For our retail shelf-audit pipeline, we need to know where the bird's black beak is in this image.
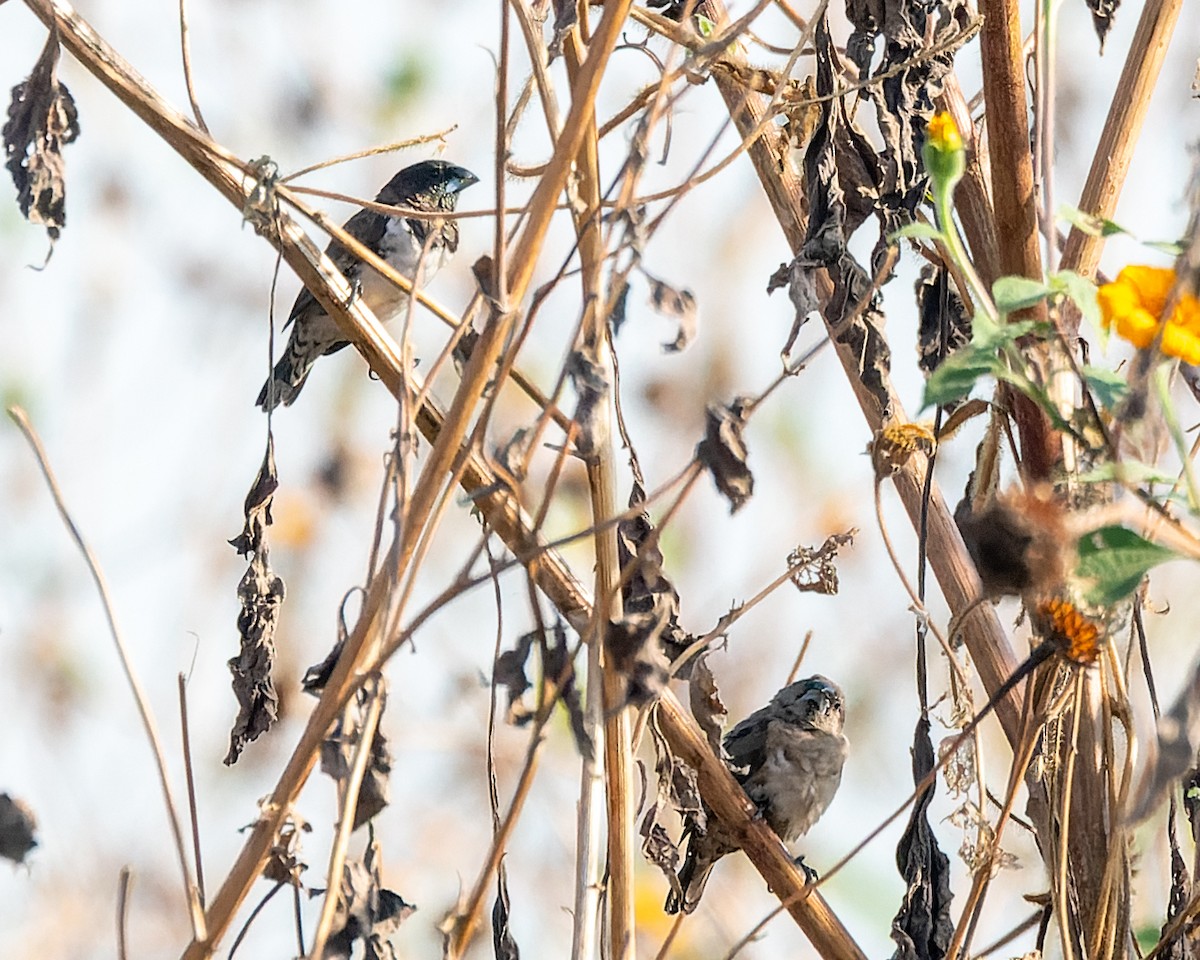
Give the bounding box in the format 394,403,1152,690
444,166,479,194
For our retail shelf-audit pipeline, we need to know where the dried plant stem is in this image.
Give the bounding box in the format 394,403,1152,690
561,22,637,959
176,0,207,133
8,406,206,941
308,677,386,960
1060,0,1185,281
117,867,133,960
178,673,206,907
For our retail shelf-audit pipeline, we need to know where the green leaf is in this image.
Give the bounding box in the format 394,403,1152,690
993,276,1052,314
1057,205,1131,238
1077,462,1178,486
890,221,943,243
922,351,998,407
1081,365,1129,410
1076,526,1177,605
1146,239,1186,258
1051,270,1101,329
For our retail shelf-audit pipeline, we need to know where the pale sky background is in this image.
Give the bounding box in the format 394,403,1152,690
1,1,1199,958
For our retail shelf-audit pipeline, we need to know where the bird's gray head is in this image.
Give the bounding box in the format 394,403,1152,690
773,675,845,735
377,160,479,210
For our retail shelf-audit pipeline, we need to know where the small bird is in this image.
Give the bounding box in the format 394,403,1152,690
665,675,847,915
257,159,479,410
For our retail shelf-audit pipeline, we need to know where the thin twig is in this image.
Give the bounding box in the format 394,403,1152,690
177,672,206,907
176,0,208,133
8,406,206,941
117,867,132,960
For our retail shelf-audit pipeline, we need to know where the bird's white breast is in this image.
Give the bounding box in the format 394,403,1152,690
357,217,451,321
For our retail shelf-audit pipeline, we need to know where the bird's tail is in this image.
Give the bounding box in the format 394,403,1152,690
256,348,312,411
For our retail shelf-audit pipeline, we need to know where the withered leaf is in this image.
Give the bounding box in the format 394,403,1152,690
3,25,80,249
567,345,609,460
494,630,536,726
688,654,727,755
225,440,284,764
606,614,671,709
889,717,953,960
315,834,415,960
261,814,310,888
848,0,971,221
798,19,893,419
1085,0,1120,50
547,0,578,60
640,713,703,896
492,858,520,960
303,638,343,695
609,277,632,337
321,681,392,831
696,399,754,512
614,480,692,684
1158,818,1193,960
543,621,593,761
787,531,856,594
0,793,38,864
645,274,698,353
639,811,680,891
916,265,970,394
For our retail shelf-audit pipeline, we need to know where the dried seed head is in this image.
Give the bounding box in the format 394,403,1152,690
1035,597,1103,666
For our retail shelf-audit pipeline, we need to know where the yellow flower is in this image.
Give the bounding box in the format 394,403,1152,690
923,112,965,189
1097,266,1200,365
926,111,964,153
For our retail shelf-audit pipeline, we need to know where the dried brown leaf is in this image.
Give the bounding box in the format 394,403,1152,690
3,25,80,250
696,399,754,512
0,793,37,864
225,440,284,764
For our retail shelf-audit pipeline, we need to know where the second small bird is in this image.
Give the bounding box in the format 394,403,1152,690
257,159,478,411
666,674,848,915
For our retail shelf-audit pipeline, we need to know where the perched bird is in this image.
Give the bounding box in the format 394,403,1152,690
665,675,847,915
257,159,478,410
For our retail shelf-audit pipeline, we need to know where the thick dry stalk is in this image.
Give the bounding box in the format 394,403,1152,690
1059,0,1185,283
976,0,1059,480
561,24,636,960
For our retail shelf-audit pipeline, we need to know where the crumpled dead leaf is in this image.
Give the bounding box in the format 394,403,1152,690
889,717,953,960
313,833,415,960
639,712,705,896
645,274,698,353
788,531,856,594
689,654,727,755
225,440,284,764
567,346,609,460
3,25,80,252
0,793,38,864
320,681,392,831
696,399,754,512
608,480,691,701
